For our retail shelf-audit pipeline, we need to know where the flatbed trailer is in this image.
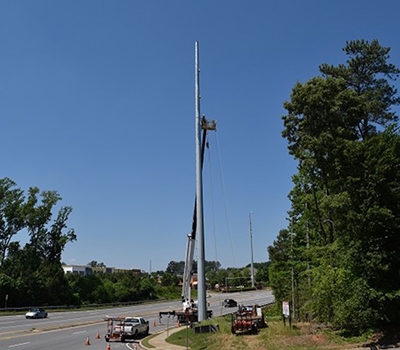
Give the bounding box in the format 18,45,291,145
231,305,266,335
159,308,213,324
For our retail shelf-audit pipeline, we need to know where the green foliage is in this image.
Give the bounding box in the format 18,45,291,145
64,271,182,305
165,260,221,275
166,315,233,349
255,262,270,284
0,178,75,307
269,40,400,334
165,259,261,290
166,260,185,275
0,178,25,264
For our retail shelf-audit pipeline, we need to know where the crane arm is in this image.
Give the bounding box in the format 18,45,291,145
181,127,208,309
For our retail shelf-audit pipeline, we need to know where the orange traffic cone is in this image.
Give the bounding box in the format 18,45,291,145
106,344,111,350
85,336,91,346
177,320,180,327
153,320,156,327
96,331,101,339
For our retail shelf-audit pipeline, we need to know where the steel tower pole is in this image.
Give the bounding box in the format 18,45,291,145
195,41,207,321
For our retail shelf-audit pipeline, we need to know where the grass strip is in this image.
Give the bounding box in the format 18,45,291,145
166,305,374,350
141,333,157,348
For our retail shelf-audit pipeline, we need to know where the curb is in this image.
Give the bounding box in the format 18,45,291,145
138,325,186,350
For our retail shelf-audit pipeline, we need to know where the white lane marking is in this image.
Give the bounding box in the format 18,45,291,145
72,330,87,335
9,342,30,348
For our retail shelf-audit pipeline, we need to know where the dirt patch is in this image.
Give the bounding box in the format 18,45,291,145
311,334,326,344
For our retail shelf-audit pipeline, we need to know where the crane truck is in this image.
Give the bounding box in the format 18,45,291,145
159,117,215,324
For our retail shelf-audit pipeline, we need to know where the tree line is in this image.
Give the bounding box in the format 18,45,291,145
268,40,400,334
0,178,269,308
165,260,269,289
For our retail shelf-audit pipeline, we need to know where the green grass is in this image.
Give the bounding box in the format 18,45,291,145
166,306,374,350
323,327,374,344
166,315,232,350
262,302,283,322
141,333,157,348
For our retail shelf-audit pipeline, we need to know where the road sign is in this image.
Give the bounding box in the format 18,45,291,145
282,301,290,317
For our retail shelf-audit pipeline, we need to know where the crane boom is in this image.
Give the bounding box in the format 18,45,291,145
181,126,208,310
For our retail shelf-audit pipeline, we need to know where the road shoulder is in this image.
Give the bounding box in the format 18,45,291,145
139,326,187,350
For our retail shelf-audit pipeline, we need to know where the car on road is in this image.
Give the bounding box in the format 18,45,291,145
25,308,47,319
223,298,238,307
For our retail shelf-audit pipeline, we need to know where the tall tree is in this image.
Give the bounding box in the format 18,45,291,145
271,40,400,332
0,179,76,307
0,178,25,265
320,39,400,139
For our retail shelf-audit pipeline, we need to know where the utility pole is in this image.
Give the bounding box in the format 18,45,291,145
305,204,311,289
249,212,255,288
291,227,296,321
195,41,207,321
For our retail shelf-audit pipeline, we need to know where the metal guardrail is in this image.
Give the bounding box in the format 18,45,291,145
0,298,172,313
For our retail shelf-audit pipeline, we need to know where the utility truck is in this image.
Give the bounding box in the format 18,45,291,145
231,305,266,335
105,316,149,342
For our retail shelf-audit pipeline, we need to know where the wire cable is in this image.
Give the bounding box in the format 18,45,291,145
205,138,218,266
214,131,237,266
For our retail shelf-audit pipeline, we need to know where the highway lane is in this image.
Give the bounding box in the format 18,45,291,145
0,289,274,350
0,300,182,334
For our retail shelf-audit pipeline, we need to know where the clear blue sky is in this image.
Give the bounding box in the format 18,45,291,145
1,1,399,272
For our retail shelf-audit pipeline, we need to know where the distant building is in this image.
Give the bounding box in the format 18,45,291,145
191,273,198,289
62,264,141,276
62,265,92,276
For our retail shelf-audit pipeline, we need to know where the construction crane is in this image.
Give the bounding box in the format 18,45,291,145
159,117,215,324
182,117,216,312
160,42,216,324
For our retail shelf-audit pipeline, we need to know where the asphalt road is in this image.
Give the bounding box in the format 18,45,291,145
0,289,274,350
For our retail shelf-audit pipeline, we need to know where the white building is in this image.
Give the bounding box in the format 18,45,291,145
62,264,141,276
62,265,93,276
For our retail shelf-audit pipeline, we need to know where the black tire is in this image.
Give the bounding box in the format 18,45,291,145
145,327,149,336
134,329,138,338
120,335,125,343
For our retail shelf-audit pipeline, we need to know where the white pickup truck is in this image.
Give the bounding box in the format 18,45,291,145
123,317,149,338
105,316,149,342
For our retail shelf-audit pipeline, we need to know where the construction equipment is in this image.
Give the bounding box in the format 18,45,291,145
231,305,266,335
104,316,149,342
159,117,214,324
